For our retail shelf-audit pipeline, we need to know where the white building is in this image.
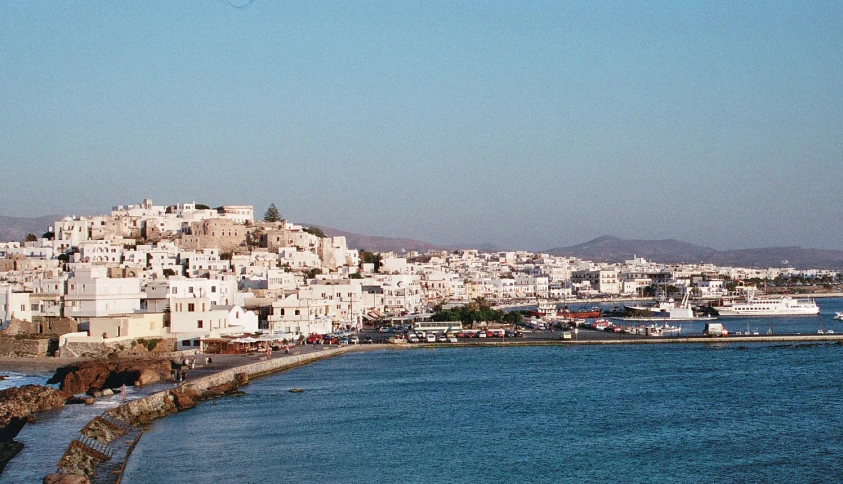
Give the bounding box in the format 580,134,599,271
268,293,333,336
0,285,32,324
63,266,143,318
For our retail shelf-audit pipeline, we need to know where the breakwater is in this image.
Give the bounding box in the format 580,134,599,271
42,331,843,482
44,346,361,483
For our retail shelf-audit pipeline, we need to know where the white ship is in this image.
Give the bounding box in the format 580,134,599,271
713,296,820,317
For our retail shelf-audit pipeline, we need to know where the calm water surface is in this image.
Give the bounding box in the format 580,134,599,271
124,340,843,483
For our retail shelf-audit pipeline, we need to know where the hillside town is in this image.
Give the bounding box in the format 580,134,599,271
0,199,840,356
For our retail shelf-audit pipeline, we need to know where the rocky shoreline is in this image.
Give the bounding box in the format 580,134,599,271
42,346,361,483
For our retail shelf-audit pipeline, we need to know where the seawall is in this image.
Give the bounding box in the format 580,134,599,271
45,345,364,483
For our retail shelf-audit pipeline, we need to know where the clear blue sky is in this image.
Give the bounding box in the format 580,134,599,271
2,1,841,251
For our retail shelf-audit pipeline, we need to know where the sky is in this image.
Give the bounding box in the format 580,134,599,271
1,1,841,252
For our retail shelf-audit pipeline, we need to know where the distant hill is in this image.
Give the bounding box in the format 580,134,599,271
0,215,59,242
316,226,445,253
547,236,843,270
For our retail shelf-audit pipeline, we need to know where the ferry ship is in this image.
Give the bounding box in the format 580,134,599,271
712,296,820,317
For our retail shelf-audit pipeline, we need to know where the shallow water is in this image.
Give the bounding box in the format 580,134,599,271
123,341,843,483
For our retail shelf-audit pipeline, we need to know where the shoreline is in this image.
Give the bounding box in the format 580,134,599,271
43,332,843,482
0,356,89,375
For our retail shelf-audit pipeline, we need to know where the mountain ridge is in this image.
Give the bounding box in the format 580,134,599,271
547,236,843,270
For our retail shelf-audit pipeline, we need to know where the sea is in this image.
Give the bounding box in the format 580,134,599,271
4,297,843,483
119,298,843,484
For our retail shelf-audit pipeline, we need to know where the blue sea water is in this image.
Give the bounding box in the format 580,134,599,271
123,338,843,483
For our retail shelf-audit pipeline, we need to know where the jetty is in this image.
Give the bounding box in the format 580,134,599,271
42,332,843,482
44,345,367,483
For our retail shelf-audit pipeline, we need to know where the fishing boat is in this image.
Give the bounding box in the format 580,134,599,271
557,306,601,319
834,312,843,321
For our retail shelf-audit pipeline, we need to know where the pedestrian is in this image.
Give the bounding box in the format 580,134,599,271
208,356,212,365
205,356,210,366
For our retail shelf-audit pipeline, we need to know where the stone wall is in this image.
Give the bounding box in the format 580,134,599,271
0,336,52,357
50,346,361,482
58,338,175,358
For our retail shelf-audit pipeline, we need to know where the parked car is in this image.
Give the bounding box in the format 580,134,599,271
348,335,360,344
425,333,436,343
363,336,373,344
408,335,420,343
448,335,458,343
306,334,323,344
437,335,448,343
476,332,486,338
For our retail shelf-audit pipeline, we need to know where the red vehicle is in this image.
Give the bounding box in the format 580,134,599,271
306,334,323,344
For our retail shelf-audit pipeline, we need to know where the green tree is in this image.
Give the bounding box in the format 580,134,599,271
503,311,523,325
306,268,322,279
195,204,211,210
359,250,381,273
263,204,282,222
303,226,326,238
25,233,37,242
349,272,363,279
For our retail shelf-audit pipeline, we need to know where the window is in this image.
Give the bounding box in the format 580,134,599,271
193,340,200,346
197,320,203,329
182,339,191,346
295,310,300,316
211,286,216,293
188,303,195,312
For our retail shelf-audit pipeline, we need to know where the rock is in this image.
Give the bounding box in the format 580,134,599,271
100,389,113,397
234,372,249,386
170,387,200,411
205,382,239,398
64,396,95,405
134,367,161,386
43,472,91,484
0,441,24,474
0,385,66,442
48,358,172,396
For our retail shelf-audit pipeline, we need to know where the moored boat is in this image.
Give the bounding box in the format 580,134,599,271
713,296,820,317
557,306,601,319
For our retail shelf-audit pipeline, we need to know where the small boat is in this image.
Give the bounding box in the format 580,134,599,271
834,312,843,321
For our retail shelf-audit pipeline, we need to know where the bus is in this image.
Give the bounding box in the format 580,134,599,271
412,320,462,334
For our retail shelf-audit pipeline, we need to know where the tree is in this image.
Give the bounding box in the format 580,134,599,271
264,204,281,222
25,233,37,242
303,226,326,238
42,231,55,240
195,204,211,210
359,250,381,273
349,272,363,279
306,268,322,279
